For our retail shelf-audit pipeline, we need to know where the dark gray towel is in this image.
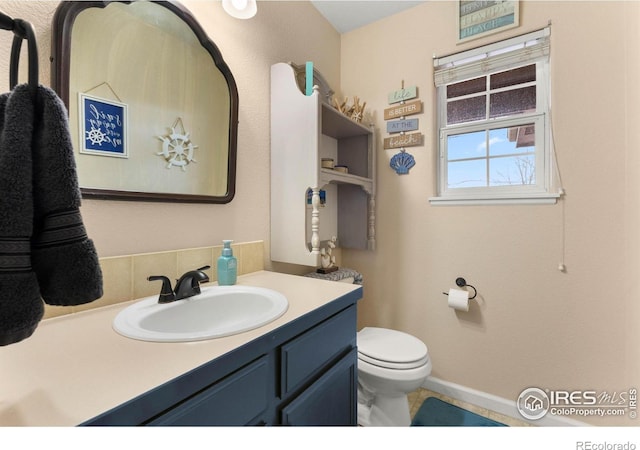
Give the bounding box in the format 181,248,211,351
0,86,44,346
0,84,103,345
31,85,103,306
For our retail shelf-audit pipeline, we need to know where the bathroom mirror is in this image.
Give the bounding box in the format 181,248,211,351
51,1,238,203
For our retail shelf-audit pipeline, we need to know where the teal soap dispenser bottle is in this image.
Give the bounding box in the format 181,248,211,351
217,240,237,286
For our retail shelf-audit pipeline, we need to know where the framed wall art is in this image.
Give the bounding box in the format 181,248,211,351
78,93,128,158
458,1,519,43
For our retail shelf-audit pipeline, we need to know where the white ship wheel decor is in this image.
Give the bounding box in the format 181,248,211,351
156,118,199,171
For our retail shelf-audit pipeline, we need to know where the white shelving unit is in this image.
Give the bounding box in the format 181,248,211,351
270,62,376,266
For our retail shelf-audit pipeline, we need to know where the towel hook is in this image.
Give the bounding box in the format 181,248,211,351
0,11,39,95
9,19,39,94
455,277,477,300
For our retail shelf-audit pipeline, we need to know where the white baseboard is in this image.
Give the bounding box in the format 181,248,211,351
422,377,588,427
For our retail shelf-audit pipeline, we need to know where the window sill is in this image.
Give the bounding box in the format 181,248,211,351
429,193,560,206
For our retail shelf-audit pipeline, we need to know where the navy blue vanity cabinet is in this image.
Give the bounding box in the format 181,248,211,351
81,288,360,426
279,305,358,425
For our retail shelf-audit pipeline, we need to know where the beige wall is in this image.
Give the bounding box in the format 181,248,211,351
341,1,640,426
1,0,638,427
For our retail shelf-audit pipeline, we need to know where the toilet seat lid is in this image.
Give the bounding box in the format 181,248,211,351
357,327,428,369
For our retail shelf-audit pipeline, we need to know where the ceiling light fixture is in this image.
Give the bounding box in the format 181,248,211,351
222,0,257,19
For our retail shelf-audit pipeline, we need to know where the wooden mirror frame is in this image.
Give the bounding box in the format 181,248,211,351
51,0,238,203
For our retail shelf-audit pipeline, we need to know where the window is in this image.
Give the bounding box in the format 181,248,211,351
431,28,558,205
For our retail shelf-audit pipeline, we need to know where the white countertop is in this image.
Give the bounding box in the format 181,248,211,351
0,271,361,426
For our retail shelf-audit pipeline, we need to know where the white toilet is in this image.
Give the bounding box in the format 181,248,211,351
357,327,432,427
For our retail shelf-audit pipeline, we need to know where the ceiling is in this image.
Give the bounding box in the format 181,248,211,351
310,1,426,33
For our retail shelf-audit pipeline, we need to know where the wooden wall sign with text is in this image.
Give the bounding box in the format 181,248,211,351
384,83,423,174
386,118,419,133
383,131,423,150
387,86,418,104
383,99,423,121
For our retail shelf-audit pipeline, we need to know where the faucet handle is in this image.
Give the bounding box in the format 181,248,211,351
191,266,211,293
148,275,176,304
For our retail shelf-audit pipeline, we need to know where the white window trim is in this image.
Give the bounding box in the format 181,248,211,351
430,27,559,206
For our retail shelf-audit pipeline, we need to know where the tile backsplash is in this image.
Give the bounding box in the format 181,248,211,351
43,241,265,319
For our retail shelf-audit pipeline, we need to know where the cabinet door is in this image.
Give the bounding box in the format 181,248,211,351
148,356,269,426
281,305,356,395
281,348,357,426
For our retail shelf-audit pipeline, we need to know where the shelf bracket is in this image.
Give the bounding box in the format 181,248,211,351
310,187,321,254
368,194,376,251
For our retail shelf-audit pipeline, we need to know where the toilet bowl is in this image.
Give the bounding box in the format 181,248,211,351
357,327,432,427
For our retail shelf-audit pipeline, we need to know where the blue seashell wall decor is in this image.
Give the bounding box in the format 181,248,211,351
390,150,415,175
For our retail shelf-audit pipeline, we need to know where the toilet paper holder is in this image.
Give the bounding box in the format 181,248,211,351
443,277,477,300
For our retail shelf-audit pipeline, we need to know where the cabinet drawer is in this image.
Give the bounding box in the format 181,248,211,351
148,356,269,426
281,348,357,426
281,305,356,395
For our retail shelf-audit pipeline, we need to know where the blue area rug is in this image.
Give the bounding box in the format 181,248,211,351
411,397,507,427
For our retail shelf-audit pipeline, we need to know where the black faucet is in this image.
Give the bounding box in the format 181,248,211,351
175,265,210,300
148,265,211,303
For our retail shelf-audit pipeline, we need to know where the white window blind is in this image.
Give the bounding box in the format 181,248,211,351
434,27,550,87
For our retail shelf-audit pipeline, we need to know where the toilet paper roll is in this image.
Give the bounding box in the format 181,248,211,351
448,288,470,311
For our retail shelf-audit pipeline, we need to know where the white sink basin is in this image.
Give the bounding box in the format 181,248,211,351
113,285,288,342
